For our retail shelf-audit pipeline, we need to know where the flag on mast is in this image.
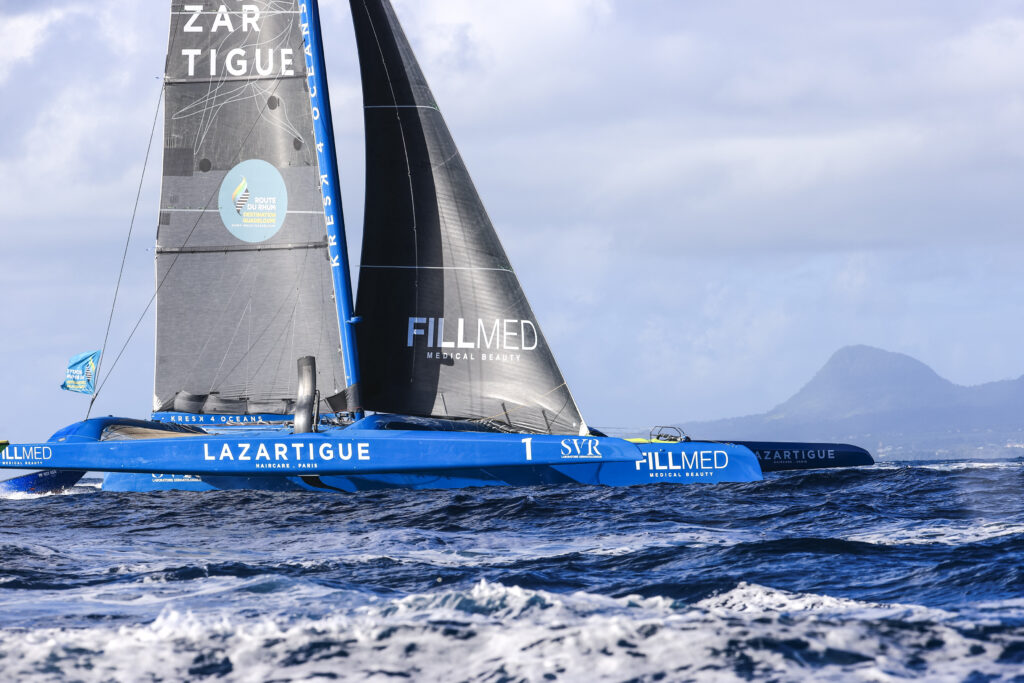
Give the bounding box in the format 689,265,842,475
61,351,100,395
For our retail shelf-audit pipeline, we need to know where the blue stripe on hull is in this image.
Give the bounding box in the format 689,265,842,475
299,459,761,491
151,412,296,426
107,457,763,493
102,473,216,492
103,473,310,492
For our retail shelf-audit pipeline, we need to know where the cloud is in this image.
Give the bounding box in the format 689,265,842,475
0,8,76,84
0,80,160,229
385,0,613,123
0,1,166,243
430,4,1024,256
941,18,1024,92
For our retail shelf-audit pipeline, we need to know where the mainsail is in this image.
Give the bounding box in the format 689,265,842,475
155,1,349,415
349,0,589,435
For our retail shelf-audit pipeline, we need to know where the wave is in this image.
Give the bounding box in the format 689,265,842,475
0,581,1020,682
0,460,1021,679
847,520,1024,546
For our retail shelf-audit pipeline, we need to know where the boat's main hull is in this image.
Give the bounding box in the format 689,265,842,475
0,442,84,494
0,468,84,495
3,417,765,493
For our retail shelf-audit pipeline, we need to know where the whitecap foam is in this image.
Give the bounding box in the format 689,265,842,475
0,581,1019,682
918,460,1023,471
846,520,1024,546
0,483,99,499
694,581,881,615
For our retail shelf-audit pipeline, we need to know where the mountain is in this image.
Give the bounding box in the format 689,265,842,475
686,345,1024,459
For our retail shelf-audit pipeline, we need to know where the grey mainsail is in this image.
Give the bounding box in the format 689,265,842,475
155,1,348,415
349,0,589,435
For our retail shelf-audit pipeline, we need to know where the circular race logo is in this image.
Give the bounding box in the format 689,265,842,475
218,159,288,242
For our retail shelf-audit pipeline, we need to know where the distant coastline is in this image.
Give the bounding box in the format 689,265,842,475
683,345,1024,460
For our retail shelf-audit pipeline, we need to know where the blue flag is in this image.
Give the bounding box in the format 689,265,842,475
61,350,101,395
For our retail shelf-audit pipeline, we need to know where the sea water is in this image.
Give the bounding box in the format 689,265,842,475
0,460,1021,681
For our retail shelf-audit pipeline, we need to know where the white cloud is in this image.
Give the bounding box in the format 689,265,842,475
0,85,155,230
0,8,76,84
387,0,613,120
0,1,165,241
941,18,1024,92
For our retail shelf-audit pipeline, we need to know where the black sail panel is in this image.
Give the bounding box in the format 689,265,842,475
350,0,588,435
155,1,347,415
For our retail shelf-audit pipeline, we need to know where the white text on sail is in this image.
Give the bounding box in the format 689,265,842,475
180,5,295,78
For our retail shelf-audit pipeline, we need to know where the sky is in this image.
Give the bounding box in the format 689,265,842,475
2,0,1024,440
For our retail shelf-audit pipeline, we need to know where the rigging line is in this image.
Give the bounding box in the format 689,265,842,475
177,236,244,390
87,84,164,420
210,241,315,393
92,77,286,404
207,282,254,392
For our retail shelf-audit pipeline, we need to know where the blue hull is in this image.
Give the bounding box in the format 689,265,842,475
0,416,764,493
112,459,754,493
0,442,85,494
0,468,84,495
731,441,874,472
104,461,759,492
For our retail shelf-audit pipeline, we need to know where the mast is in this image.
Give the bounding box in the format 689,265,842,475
299,0,363,416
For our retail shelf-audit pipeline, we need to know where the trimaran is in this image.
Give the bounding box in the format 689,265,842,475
0,0,871,494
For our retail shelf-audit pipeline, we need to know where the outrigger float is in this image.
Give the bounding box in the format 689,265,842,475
1,0,869,494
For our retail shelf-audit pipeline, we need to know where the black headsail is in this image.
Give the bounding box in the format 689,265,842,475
349,0,589,435
155,1,349,416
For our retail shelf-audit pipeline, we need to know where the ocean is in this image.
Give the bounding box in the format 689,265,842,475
0,460,1021,681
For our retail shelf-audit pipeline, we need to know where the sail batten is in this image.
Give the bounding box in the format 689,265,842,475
360,265,514,272
350,0,588,435
164,75,307,85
